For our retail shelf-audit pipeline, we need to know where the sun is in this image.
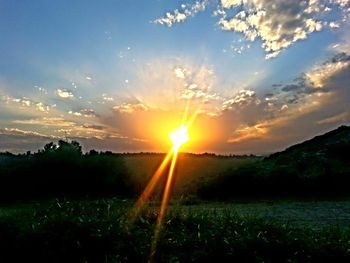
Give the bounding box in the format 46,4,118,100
169,124,189,151
129,112,194,261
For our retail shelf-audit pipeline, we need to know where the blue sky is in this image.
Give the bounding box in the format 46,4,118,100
1,0,350,154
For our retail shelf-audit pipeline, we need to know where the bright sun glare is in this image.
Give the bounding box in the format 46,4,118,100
129,107,195,261
169,124,189,150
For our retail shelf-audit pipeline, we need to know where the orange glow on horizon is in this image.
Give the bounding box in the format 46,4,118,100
127,101,201,261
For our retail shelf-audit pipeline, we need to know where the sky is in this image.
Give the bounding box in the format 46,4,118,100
1,0,350,154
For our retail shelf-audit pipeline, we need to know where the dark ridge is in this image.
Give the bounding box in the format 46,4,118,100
199,125,350,200
266,125,350,160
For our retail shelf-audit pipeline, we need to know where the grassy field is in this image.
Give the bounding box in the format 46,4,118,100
1,198,350,262
1,148,350,262
124,153,258,195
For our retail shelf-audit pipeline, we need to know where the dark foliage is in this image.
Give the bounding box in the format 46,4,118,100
0,140,132,202
199,126,350,199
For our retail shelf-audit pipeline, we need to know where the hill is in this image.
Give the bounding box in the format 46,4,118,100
199,126,350,199
267,125,350,164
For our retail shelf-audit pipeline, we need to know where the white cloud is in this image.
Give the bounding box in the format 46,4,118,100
329,21,341,28
155,11,187,27
36,102,50,113
218,0,326,59
1,95,50,113
221,0,245,9
154,1,208,27
281,104,289,111
68,109,96,118
155,0,349,58
174,67,186,79
222,89,257,109
102,93,114,102
56,89,74,99
180,83,220,103
68,111,82,117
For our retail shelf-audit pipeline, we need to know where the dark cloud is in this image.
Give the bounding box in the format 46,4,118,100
328,52,350,64
272,84,282,87
281,84,301,92
82,124,106,130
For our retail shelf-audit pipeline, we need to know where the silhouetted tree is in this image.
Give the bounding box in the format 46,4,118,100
0,141,132,202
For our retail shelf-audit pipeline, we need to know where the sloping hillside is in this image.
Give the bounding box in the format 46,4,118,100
199,126,350,199
266,125,350,166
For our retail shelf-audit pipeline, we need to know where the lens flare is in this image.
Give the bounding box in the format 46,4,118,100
127,100,201,262
169,124,189,151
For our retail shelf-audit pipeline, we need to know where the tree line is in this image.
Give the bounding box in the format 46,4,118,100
0,140,132,202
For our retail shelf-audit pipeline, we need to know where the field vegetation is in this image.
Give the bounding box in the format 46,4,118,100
1,198,350,262
0,126,350,262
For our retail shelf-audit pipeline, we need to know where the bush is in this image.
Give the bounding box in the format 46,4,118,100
0,141,133,202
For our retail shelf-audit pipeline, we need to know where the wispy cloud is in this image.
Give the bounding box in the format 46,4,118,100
13,117,76,127
227,122,269,143
0,127,58,139
154,1,208,27
12,116,124,141
222,89,258,110
217,46,350,152
113,103,148,114
317,112,349,124
306,52,350,87
68,109,96,118
1,95,51,113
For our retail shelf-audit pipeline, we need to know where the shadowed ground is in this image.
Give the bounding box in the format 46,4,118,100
1,198,350,262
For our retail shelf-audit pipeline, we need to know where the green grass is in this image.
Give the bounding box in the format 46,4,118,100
1,198,350,262
124,154,257,195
